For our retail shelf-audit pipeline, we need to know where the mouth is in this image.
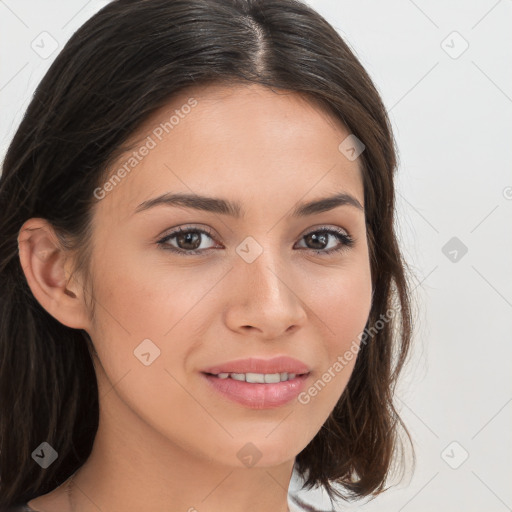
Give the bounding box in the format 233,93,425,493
201,371,311,409
202,371,309,383
200,355,311,376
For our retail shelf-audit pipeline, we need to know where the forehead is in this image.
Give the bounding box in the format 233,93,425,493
95,83,364,223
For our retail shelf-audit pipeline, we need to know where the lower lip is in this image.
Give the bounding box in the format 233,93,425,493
202,373,310,409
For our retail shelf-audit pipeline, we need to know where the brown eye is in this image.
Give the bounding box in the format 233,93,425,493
157,225,354,257
295,227,354,255
174,231,202,250
157,227,219,255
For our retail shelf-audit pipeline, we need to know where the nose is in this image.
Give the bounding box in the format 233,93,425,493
223,244,308,340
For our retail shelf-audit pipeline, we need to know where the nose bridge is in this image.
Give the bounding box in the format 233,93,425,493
233,233,303,315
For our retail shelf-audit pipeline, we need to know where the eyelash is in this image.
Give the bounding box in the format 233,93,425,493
157,225,355,257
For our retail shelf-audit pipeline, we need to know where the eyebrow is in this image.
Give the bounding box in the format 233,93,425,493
134,191,364,218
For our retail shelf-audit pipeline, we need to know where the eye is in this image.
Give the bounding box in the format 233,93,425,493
157,226,219,256
294,226,355,256
156,225,355,256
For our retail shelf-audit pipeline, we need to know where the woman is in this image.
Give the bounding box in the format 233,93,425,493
0,1,415,511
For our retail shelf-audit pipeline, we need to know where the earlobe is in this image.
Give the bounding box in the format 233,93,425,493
17,218,89,330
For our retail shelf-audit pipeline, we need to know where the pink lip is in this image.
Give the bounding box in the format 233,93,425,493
202,373,310,409
201,356,310,375
200,356,311,409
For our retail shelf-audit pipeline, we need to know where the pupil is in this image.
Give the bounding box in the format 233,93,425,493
307,232,327,249
179,232,200,250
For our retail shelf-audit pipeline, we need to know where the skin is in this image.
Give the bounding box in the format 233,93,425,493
18,83,372,512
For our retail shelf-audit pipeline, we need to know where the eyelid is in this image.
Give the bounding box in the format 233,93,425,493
158,224,217,240
302,224,350,236
157,223,351,240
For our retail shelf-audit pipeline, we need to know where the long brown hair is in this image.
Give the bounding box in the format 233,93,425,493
0,0,415,508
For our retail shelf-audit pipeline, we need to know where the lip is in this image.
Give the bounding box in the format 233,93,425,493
202,373,310,409
200,356,311,409
201,356,310,375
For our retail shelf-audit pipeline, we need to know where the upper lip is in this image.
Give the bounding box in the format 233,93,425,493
201,356,310,375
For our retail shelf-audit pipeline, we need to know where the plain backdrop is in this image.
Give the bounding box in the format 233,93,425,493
1,1,511,511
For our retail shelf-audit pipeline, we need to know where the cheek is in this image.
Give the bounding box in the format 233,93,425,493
324,272,372,344
90,237,203,334
86,258,218,449
87,247,221,382
309,256,373,339
303,261,372,396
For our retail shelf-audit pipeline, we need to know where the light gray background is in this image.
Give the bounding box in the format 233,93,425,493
1,1,511,511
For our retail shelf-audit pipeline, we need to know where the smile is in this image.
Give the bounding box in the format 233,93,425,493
207,371,305,383
202,371,310,409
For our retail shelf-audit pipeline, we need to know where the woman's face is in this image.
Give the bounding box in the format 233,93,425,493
85,83,372,468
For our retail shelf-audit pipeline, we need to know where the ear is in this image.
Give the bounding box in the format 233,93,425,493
17,218,91,330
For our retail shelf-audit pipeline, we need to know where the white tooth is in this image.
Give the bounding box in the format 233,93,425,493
264,373,281,383
288,373,296,380
245,372,265,383
231,373,246,381
217,373,229,379
280,372,288,381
